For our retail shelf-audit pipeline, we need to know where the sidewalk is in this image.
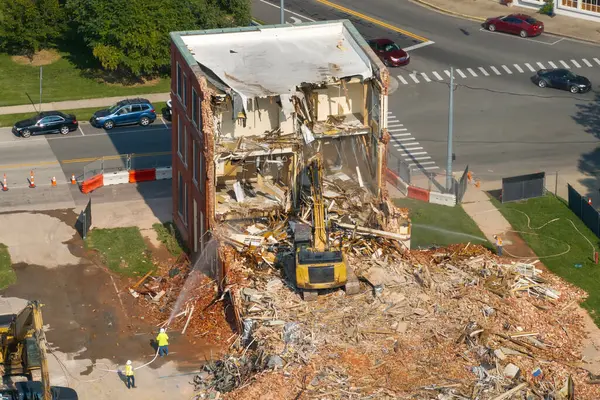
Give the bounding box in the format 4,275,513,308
0,92,170,116
412,0,600,44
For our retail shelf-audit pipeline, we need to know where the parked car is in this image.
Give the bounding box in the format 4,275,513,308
12,111,78,138
531,68,592,93
483,14,544,38
367,38,410,67
90,98,156,130
162,99,172,122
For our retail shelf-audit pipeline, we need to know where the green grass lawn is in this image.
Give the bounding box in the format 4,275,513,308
86,227,154,277
153,222,188,256
393,198,489,249
0,102,167,127
0,244,16,290
493,194,600,324
0,52,170,107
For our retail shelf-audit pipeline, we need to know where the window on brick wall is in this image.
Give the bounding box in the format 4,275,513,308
178,172,188,225
177,115,184,162
192,88,199,126
183,74,188,109
192,140,198,185
177,63,182,99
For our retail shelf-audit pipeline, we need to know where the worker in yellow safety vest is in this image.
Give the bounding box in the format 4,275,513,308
494,235,503,256
125,360,135,389
156,328,169,357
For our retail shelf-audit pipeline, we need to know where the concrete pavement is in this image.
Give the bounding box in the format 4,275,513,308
411,0,600,45
0,93,170,116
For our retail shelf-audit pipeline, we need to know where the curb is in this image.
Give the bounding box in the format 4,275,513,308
410,0,600,46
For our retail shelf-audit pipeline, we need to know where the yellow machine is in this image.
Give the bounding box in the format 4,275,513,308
0,301,52,400
293,156,360,301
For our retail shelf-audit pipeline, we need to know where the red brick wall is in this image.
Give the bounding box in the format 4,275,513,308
170,42,209,253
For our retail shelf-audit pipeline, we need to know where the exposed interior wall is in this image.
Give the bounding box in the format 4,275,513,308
313,81,363,122
216,155,293,187
320,136,377,193
218,97,294,138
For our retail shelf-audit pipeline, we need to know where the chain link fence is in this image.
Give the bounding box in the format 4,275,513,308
82,152,171,180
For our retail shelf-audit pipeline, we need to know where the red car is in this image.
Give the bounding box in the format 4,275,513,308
367,38,410,67
483,14,544,38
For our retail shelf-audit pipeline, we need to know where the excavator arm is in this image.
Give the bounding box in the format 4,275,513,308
308,156,327,252
30,302,51,400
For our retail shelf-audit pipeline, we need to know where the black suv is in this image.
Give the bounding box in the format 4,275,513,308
12,111,78,138
90,98,156,130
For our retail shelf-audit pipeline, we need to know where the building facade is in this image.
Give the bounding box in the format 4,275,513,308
169,21,395,256
516,0,600,21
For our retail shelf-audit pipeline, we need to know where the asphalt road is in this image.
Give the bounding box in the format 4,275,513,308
254,0,600,193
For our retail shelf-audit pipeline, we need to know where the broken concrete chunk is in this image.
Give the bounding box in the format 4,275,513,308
395,321,408,333
242,288,263,302
385,292,406,305
417,293,430,302
266,279,284,292
494,349,507,361
413,308,428,316
267,355,284,369
503,363,520,379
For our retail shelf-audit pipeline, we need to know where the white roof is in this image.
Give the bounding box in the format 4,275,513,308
181,22,373,102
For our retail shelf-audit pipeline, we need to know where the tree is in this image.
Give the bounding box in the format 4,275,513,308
0,0,65,56
66,0,252,78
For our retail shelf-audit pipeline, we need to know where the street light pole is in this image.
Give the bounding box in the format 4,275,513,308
280,0,285,24
446,66,454,193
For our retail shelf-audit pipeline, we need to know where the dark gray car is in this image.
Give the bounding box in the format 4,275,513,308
531,68,591,93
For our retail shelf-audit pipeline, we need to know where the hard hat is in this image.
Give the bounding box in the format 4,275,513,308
126,360,132,365
160,328,165,333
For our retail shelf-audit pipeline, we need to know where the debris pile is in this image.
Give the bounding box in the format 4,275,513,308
192,241,600,399
129,253,233,347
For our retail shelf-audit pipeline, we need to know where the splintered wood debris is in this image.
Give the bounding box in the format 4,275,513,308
191,237,599,400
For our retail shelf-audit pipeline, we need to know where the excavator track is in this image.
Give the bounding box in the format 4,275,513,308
344,268,361,296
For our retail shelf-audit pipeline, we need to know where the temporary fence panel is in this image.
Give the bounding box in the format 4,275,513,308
502,172,545,203
568,184,600,237
455,165,469,203
77,199,92,240
386,147,411,184
130,152,172,170
83,158,104,181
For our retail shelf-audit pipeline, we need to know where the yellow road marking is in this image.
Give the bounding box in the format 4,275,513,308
0,151,171,170
315,0,429,42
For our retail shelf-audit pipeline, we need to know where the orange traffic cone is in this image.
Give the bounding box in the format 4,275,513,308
51,176,57,187
2,174,7,192
29,171,35,188
71,174,76,185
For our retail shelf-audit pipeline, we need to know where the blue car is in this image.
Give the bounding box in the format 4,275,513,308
90,98,156,130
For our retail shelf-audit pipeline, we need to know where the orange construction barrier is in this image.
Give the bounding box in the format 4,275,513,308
2,174,7,192
407,186,430,202
81,174,104,194
71,174,77,185
51,176,57,186
29,171,35,188
129,168,156,183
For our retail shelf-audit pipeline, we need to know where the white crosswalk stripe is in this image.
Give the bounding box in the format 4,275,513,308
467,68,478,77
395,57,600,87
387,112,438,172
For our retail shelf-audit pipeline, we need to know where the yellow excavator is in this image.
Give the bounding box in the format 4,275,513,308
292,156,360,301
0,301,78,400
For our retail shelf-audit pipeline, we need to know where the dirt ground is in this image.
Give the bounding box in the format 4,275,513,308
0,208,219,399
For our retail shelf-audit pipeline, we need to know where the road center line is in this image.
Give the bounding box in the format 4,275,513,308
315,0,430,42
0,151,171,170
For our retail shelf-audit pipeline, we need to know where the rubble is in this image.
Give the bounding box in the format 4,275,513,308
189,233,600,399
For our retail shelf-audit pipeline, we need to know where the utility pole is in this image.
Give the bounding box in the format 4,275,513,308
446,66,454,193
280,0,285,24
39,66,43,113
